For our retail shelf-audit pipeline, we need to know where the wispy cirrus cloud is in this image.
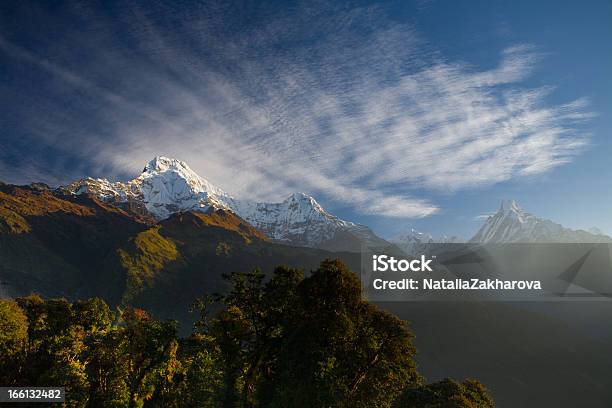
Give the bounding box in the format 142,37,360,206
0,1,593,218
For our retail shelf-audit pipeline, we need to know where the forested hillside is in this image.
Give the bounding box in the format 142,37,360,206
0,259,494,407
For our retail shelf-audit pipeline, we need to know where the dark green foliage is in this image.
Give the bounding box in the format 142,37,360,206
0,298,28,356
0,298,29,386
268,260,421,407
0,260,494,407
394,378,495,408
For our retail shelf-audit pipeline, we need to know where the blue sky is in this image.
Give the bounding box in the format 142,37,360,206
0,0,610,239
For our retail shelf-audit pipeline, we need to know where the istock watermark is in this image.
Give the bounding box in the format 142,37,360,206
372,254,434,272
360,243,612,302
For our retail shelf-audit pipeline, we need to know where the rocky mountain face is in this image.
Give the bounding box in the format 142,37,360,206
470,200,611,243
0,182,150,301
65,156,388,251
0,183,360,322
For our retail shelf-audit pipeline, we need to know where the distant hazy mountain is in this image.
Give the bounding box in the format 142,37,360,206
64,156,388,251
390,228,465,255
470,199,611,243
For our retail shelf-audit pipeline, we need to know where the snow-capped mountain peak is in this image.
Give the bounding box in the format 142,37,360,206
231,191,358,247
391,228,464,245
132,156,232,218
392,228,434,245
390,228,465,255
141,156,230,198
471,199,611,243
494,199,536,225
500,199,521,213
143,156,186,173
66,156,233,219
140,156,227,197
285,192,327,214
64,157,385,251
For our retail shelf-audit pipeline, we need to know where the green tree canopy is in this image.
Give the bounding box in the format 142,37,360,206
0,298,27,356
0,260,495,407
394,378,495,408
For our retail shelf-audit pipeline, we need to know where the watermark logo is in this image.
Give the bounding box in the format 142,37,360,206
372,254,434,272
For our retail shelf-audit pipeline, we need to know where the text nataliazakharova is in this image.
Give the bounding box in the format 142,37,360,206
370,255,542,291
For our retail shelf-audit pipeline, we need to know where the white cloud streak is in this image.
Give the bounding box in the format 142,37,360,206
0,2,593,218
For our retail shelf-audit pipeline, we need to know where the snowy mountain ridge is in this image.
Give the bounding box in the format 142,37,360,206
65,156,385,249
470,199,611,243
390,228,465,255
64,158,608,248
392,199,611,251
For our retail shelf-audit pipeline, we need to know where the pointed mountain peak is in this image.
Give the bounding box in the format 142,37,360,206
287,192,315,202
471,200,611,243
63,155,385,250
137,156,229,199
391,228,433,244
390,228,464,244
500,199,522,213
285,192,326,213
143,156,193,174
